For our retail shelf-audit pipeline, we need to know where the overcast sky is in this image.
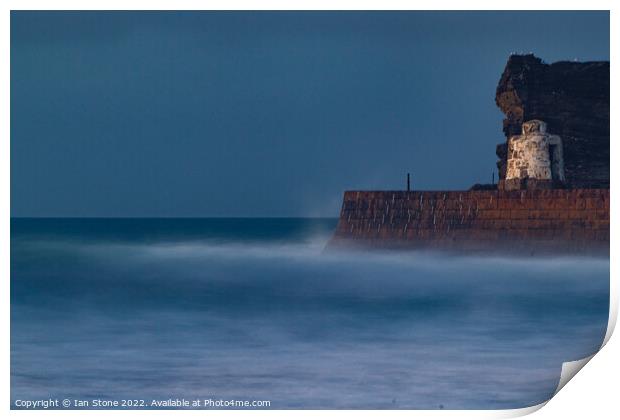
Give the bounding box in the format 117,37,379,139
11,11,609,217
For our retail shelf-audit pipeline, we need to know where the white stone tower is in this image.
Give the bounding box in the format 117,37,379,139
504,120,565,190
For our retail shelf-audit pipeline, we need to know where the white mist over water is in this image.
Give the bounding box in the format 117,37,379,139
11,219,609,409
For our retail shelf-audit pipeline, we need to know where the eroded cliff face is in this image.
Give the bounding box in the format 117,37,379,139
329,54,610,254
495,54,609,188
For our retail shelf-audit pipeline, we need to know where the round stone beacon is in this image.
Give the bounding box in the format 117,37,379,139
505,119,564,190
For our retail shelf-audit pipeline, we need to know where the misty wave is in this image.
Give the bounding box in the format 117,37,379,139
12,235,609,300
11,219,610,409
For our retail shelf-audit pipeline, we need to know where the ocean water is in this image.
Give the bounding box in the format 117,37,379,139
10,218,609,409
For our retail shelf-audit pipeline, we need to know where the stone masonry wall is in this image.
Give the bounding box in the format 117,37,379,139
330,189,609,255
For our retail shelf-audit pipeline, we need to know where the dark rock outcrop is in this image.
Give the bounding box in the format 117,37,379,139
329,54,610,254
495,54,609,188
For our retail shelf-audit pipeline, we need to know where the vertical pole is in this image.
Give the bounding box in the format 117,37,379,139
492,171,495,185
407,173,411,192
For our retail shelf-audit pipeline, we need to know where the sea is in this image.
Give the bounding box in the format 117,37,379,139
10,218,610,409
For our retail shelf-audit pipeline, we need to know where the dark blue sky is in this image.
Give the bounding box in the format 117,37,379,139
11,11,609,217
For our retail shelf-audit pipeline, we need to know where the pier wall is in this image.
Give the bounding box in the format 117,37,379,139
330,189,609,255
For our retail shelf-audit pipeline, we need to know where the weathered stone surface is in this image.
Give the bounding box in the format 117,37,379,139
495,54,609,188
329,190,609,255
504,119,565,190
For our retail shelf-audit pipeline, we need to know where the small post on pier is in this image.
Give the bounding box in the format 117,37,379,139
492,170,495,185
407,173,411,192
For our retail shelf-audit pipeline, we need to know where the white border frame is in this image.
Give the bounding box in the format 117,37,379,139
2,2,616,419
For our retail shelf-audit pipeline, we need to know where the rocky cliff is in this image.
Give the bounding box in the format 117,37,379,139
329,54,610,254
495,54,609,188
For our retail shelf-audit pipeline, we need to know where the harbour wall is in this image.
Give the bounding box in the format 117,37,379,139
330,189,609,255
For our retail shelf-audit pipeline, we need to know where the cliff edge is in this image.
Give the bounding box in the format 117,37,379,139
495,54,609,189
330,54,610,255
